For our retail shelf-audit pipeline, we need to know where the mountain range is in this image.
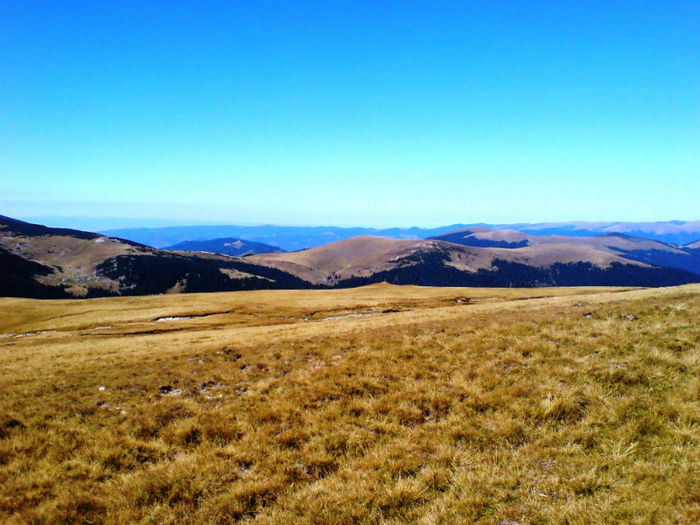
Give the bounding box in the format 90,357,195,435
0,215,309,298
100,220,700,250
2,215,699,298
247,231,700,288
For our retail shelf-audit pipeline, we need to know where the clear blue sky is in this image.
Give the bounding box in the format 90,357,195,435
1,1,698,228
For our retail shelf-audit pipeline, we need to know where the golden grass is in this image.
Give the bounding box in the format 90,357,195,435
0,283,698,524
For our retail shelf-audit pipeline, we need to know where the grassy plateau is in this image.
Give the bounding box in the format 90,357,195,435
0,283,698,524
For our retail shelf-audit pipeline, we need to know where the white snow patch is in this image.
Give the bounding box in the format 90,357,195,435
154,316,193,322
9,330,56,338
321,313,380,321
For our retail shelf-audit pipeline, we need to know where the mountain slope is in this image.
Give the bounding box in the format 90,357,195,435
0,246,70,299
249,234,700,288
685,239,700,251
249,236,455,285
0,216,312,298
431,229,700,277
165,237,283,256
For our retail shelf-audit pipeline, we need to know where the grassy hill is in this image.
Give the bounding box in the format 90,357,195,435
0,216,311,298
431,229,700,277
1,283,698,523
249,235,700,288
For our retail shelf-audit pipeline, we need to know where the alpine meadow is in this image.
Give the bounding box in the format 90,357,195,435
2,2,700,524
1,284,698,523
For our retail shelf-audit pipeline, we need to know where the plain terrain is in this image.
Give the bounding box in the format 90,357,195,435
0,283,698,524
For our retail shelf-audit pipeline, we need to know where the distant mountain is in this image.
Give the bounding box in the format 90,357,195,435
248,233,700,288
430,229,700,277
432,228,530,248
495,221,700,246
3,216,700,299
101,220,700,250
165,238,283,256
99,224,469,250
0,216,312,299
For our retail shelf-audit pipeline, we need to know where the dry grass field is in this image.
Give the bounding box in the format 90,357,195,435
0,283,698,524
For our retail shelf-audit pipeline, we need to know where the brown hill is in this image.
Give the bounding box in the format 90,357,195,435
250,227,700,288
0,216,311,298
432,228,687,252
248,236,461,284
248,234,667,286
431,229,700,276
0,215,149,296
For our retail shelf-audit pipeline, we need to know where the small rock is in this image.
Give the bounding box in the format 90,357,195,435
499,520,520,525
161,388,182,397
0,417,24,438
2,417,24,430
620,313,638,321
98,386,106,391
159,385,173,393
583,312,593,318
200,381,218,391
96,401,110,408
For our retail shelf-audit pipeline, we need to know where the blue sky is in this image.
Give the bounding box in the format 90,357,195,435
1,1,698,228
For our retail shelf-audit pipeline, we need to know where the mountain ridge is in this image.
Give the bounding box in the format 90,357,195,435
101,220,700,250
429,229,700,277
2,215,700,298
248,233,700,288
